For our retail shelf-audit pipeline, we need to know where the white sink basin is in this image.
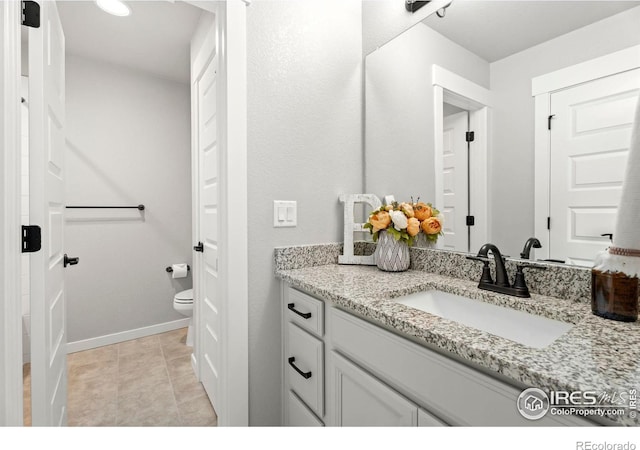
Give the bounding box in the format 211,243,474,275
393,290,573,349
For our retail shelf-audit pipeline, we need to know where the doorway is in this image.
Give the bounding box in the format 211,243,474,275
433,65,491,254
23,0,206,426
7,0,249,427
441,106,470,252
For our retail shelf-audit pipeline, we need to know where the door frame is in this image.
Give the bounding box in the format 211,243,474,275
218,0,249,426
189,0,249,426
432,65,491,252
532,45,640,259
0,0,24,426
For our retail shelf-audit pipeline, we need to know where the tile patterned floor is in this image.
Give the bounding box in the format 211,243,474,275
23,328,217,427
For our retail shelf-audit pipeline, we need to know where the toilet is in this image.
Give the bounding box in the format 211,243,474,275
173,288,193,347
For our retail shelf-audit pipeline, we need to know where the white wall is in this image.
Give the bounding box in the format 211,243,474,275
64,55,192,344
190,11,214,66
365,22,489,203
247,0,363,425
489,6,640,257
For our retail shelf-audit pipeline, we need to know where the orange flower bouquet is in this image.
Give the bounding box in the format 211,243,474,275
363,200,443,247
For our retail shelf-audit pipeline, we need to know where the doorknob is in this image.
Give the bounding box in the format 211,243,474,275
193,242,204,252
64,254,79,268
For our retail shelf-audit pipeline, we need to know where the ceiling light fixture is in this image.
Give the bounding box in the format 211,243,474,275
436,2,453,18
96,0,131,17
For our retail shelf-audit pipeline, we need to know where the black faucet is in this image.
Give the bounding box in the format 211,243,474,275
520,237,542,259
477,244,509,287
467,243,546,298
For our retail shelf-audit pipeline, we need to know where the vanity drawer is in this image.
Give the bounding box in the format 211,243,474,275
287,322,324,418
287,391,324,427
285,287,324,337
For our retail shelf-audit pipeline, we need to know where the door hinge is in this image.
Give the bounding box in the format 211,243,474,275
466,216,475,226
547,217,551,230
22,1,40,28
21,225,41,253
465,131,475,142
548,114,555,130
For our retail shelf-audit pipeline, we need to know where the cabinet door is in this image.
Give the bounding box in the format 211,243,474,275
287,391,324,427
329,352,418,426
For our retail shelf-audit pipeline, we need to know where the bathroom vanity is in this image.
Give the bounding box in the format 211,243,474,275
275,244,640,427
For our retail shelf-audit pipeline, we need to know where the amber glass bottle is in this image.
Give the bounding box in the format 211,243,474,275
591,253,639,322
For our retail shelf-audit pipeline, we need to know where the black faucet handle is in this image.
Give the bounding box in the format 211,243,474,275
466,255,493,284
466,255,490,263
513,264,547,294
518,264,547,272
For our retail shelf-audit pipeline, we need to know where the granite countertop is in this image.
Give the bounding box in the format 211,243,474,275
275,263,640,426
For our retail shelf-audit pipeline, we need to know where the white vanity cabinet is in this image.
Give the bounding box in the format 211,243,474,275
281,283,593,427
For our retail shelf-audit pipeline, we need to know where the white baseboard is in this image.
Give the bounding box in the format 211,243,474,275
191,353,199,380
66,318,191,354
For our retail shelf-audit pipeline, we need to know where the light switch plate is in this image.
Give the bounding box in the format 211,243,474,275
274,201,297,227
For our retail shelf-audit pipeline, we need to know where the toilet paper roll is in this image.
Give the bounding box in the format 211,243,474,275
171,263,188,279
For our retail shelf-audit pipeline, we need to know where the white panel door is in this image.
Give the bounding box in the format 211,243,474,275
549,69,640,266
196,50,221,410
441,111,469,252
29,0,68,426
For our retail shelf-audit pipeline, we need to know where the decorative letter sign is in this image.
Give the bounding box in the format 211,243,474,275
338,194,382,265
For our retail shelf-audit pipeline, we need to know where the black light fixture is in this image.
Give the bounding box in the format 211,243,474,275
405,0,431,13
436,2,453,18
405,0,453,16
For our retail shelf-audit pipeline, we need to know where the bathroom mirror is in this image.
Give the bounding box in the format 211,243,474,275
364,1,640,265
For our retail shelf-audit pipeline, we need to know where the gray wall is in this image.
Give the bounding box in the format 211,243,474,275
64,55,192,343
489,6,640,256
365,22,489,204
247,0,363,425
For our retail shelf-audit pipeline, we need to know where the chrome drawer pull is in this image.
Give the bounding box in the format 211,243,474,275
288,357,312,379
287,303,312,319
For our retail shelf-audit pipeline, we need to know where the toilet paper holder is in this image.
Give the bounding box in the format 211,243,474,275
166,265,190,273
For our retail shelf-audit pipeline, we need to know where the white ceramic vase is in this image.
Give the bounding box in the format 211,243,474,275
374,230,411,272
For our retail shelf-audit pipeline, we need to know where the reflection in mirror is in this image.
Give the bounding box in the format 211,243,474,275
365,1,640,265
